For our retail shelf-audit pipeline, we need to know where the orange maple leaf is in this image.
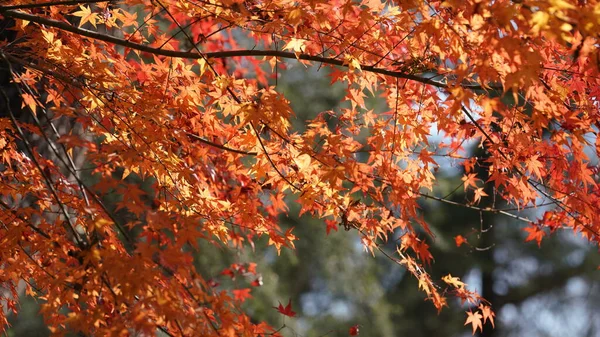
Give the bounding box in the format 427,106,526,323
473,187,488,204
523,225,546,247
454,235,468,247
462,173,479,191
233,288,252,302
479,304,495,328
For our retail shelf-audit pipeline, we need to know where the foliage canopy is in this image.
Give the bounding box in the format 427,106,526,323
0,0,599,335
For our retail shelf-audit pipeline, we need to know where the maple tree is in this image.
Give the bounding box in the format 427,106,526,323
0,0,600,335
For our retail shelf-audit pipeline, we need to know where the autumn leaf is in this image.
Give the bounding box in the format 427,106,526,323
325,219,338,235
523,225,546,247
283,38,306,53
415,241,434,266
526,155,545,180
473,187,488,204
464,310,483,335
479,304,495,328
72,5,98,28
344,54,362,72
233,288,252,302
20,93,38,114
442,274,465,289
418,275,432,295
274,299,296,317
462,173,479,191
454,235,468,247
295,153,312,172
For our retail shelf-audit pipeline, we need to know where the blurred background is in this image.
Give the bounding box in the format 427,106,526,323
6,59,600,337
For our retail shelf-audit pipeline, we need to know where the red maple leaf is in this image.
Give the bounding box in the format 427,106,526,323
416,241,433,266
325,219,338,235
274,299,296,317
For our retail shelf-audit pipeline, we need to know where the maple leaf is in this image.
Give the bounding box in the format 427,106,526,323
325,219,338,235
479,304,495,328
415,241,434,265
464,310,483,335
344,54,362,72
473,188,488,204
442,274,465,289
283,38,306,53
274,299,296,317
418,275,431,295
233,288,252,302
21,93,37,114
295,153,312,172
454,235,468,247
72,5,98,28
523,225,546,247
530,11,550,35
462,173,479,191
525,155,546,180
270,193,288,212
246,263,258,275
399,232,418,252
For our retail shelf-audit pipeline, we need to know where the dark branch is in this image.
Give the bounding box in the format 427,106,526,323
0,9,499,92
0,0,116,11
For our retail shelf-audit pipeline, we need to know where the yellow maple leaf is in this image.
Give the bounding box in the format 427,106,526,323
72,5,98,28
21,93,37,113
344,54,362,72
442,274,466,289
418,275,431,295
283,38,306,53
295,153,312,172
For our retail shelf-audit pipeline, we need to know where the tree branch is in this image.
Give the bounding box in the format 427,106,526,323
419,192,534,224
0,9,500,92
0,0,116,11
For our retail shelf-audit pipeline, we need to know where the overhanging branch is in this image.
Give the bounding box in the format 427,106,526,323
0,0,116,11
0,9,500,92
